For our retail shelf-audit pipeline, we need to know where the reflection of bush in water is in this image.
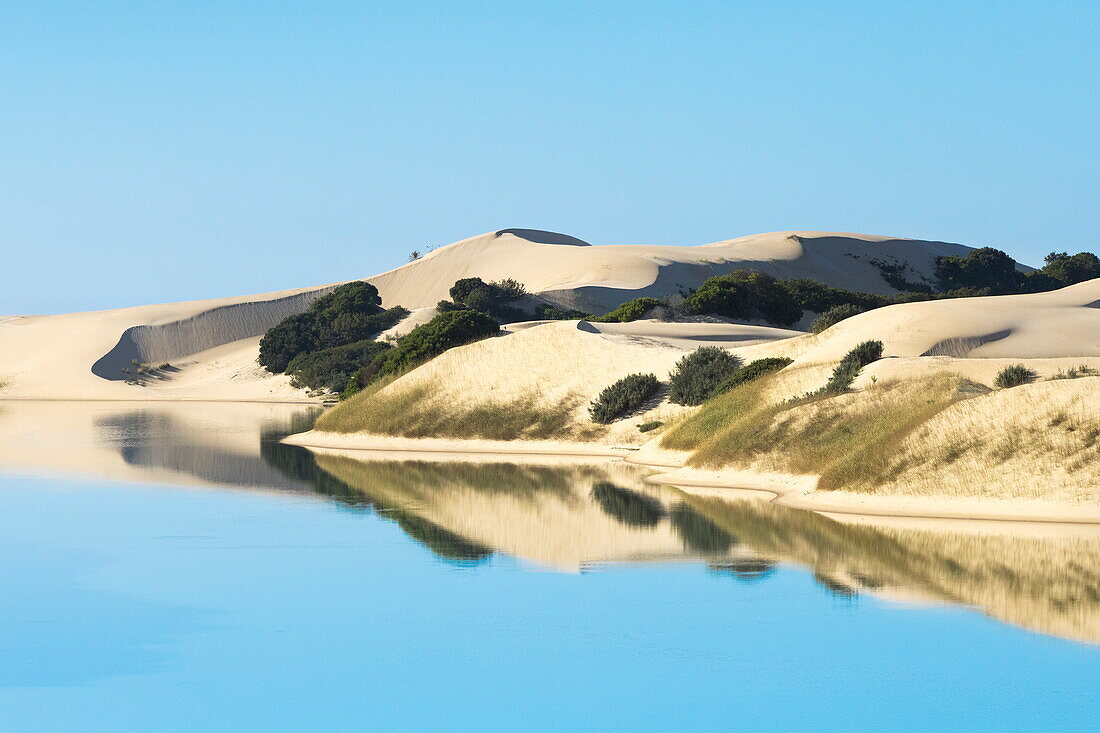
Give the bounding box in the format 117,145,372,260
590,482,666,527
669,503,737,554
708,558,777,583
813,572,858,598
260,442,491,564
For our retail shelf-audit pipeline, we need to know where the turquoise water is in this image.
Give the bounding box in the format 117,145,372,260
0,403,1097,731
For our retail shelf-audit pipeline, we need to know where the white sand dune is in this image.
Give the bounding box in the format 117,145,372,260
371,228,971,313
1,228,969,400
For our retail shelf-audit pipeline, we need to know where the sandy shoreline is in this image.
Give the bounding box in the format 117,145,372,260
282,430,1100,526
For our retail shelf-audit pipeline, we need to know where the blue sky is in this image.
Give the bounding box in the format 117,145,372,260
2,1,1098,314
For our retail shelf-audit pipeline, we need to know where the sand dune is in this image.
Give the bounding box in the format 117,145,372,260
2,227,967,400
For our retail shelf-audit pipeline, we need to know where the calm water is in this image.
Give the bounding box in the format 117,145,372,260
0,403,1097,731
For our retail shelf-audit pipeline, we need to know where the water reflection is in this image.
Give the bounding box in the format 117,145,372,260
0,401,1097,643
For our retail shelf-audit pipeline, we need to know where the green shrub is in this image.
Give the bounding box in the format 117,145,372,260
590,482,666,527
777,278,890,314
534,303,592,320
258,280,407,373
821,340,884,394
683,271,802,326
934,248,1027,295
436,277,528,321
589,373,661,423
1039,251,1100,285
715,357,792,394
994,364,1038,389
1049,364,1098,380
592,297,664,323
811,304,865,333
259,312,321,373
668,347,743,406
637,421,664,433
286,339,391,392
374,309,500,378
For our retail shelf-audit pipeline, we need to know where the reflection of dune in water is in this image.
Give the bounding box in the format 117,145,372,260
679,493,1100,644
307,454,742,571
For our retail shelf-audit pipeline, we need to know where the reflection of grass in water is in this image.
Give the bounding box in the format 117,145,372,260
261,442,491,564
708,558,777,583
590,482,666,527
680,492,1100,643
669,503,737,555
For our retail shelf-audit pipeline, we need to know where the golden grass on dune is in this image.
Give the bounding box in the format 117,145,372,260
662,371,966,489
316,375,602,441
662,362,1100,503
880,376,1100,502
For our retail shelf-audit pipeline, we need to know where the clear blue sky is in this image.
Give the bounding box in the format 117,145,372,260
2,1,1098,314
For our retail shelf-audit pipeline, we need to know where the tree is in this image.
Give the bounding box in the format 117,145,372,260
409,250,422,261
683,270,803,326
1040,251,1100,285
933,247,1026,294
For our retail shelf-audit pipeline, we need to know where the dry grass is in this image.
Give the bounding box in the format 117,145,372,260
883,377,1100,502
663,374,967,490
317,377,603,441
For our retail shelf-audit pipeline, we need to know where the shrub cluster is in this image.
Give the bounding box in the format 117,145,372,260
589,373,661,423
258,281,408,373
370,309,501,380
668,347,743,406
533,303,592,320
934,247,1099,294
1049,364,1097,380
285,339,391,392
592,297,665,323
715,357,793,394
811,304,865,333
994,364,1038,389
665,243,1099,331
436,277,528,322
683,271,802,326
821,340,884,394
776,278,889,315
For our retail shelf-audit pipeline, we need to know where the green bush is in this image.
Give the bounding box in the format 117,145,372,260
668,347,743,406
994,364,1038,389
715,357,793,394
811,304,865,333
258,281,407,373
436,277,528,321
286,339,391,392
258,312,321,374
821,340,884,394
534,303,592,320
637,421,664,433
1039,251,1100,286
373,309,501,378
589,373,661,423
592,297,664,323
934,248,1027,295
683,271,802,326
1049,364,1097,380
777,278,889,314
